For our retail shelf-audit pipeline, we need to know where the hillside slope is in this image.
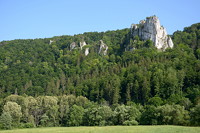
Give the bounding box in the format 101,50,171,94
0,21,200,105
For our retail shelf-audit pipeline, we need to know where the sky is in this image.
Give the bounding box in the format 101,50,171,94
0,0,200,41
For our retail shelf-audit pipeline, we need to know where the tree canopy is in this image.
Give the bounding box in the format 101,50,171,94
0,23,200,128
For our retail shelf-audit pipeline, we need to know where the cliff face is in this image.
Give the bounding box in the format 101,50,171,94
131,16,174,50
99,40,108,55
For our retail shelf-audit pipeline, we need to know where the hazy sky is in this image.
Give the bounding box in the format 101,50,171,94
0,0,199,41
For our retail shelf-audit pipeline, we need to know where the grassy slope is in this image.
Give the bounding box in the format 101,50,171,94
0,126,200,133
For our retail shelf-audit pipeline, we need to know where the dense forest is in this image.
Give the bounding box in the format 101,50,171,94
0,23,200,129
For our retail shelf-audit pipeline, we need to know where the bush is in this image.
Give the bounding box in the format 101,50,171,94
156,104,190,125
123,120,138,126
67,105,84,126
147,96,163,106
140,105,157,125
190,104,200,126
0,112,12,130
22,123,35,128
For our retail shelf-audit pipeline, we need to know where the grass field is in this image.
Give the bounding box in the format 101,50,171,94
0,126,200,133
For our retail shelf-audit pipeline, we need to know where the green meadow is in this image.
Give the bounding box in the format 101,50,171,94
0,126,200,133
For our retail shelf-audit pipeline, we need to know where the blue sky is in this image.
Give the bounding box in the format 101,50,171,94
0,0,199,41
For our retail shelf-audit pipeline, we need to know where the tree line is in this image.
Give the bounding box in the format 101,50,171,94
0,94,200,129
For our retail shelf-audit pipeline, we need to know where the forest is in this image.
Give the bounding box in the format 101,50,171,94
0,23,200,129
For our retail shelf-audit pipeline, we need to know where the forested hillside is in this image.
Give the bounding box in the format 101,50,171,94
0,23,200,129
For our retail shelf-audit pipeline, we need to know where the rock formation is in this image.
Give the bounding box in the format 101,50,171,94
85,48,89,56
49,40,54,44
70,42,76,51
99,40,108,55
131,16,174,50
79,41,87,50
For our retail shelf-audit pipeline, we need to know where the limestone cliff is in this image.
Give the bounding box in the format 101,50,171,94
85,48,89,56
49,40,54,44
131,16,174,50
99,40,108,55
70,42,76,51
79,41,87,50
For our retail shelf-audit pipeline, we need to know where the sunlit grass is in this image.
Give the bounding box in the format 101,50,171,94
0,126,200,133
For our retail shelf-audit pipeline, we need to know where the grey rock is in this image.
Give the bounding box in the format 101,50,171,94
131,16,174,50
85,48,89,56
99,40,108,55
70,42,76,51
49,40,54,44
79,41,87,50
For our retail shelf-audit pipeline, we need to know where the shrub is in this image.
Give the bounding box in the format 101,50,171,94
22,123,35,128
123,120,138,126
0,112,12,129
190,104,200,126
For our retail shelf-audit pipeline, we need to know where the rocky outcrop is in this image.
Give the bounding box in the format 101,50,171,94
85,48,89,56
131,16,174,50
49,40,54,44
70,42,76,51
99,40,108,55
80,41,87,50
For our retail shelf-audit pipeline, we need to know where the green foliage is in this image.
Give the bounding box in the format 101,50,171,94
173,23,200,50
0,94,199,129
156,104,190,125
0,112,12,129
123,120,138,126
67,105,84,126
97,105,113,126
3,101,22,126
140,105,158,125
190,104,200,126
84,105,113,126
37,96,59,126
147,96,163,106
0,24,199,106
40,114,49,127
21,122,35,128
0,22,200,128
113,105,141,125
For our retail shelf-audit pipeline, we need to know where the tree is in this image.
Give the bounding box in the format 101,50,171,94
141,77,150,104
190,104,200,126
26,86,44,96
25,96,38,126
161,68,179,99
123,105,141,125
113,104,141,126
125,83,132,103
76,96,90,108
97,105,113,126
113,105,128,125
156,104,189,125
0,112,12,129
83,105,101,126
60,72,67,94
103,75,121,104
58,95,70,126
179,98,192,110
3,95,27,122
40,114,49,127
3,101,22,126
36,96,59,126
67,105,84,126
147,96,163,107
140,105,157,125
46,79,58,95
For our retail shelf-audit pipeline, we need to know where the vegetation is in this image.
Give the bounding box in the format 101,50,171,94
0,23,200,129
0,126,200,133
0,94,198,128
